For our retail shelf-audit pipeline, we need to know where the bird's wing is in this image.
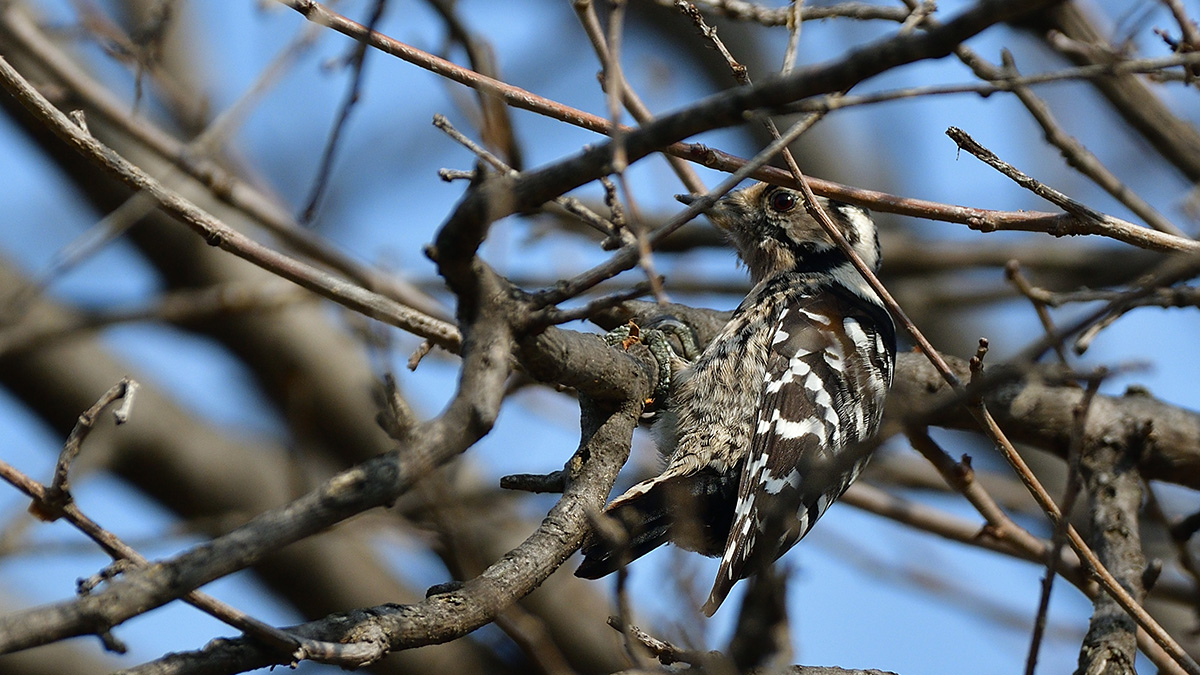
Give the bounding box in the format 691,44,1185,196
703,286,893,615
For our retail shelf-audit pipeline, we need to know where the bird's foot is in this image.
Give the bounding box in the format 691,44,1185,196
604,317,699,410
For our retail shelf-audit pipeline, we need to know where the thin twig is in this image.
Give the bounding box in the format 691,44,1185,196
905,430,1056,569
574,0,705,193
301,0,387,222
948,127,1198,253
0,8,448,321
1025,375,1103,675
1009,253,1200,363
978,404,1199,674
1005,261,1068,364
0,459,362,665
0,55,462,352
898,0,1186,237
601,1,668,304
661,0,910,25
605,617,706,667
276,0,1200,252
1160,0,1200,78
427,0,523,170
535,283,654,326
37,379,137,519
777,52,1200,117
678,0,749,83
996,50,1183,236
531,108,824,309
12,17,324,306
781,1,803,74
1,384,381,665
433,114,623,241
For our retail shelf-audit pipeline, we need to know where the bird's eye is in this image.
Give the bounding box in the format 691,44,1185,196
768,190,798,213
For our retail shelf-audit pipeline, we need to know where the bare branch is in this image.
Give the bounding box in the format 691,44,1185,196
0,54,461,351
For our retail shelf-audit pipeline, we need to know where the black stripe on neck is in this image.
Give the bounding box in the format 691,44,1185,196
788,243,847,273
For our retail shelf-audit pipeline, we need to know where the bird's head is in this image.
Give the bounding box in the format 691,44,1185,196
681,183,880,284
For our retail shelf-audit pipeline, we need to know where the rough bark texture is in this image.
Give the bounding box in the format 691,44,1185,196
1075,439,1147,675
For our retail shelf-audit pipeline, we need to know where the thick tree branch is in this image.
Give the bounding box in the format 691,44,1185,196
0,242,515,655
119,391,644,674
893,354,1200,491
1075,429,1149,674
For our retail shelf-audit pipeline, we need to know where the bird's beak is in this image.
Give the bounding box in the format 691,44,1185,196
675,192,735,230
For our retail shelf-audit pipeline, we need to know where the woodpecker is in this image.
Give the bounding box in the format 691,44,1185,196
575,183,896,615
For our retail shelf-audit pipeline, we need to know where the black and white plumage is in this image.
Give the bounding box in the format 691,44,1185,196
575,183,896,615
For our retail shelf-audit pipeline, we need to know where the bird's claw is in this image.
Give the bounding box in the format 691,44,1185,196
603,318,698,411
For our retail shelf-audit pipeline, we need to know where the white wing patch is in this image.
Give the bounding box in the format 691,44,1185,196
772,415,824,442
771,308,792,345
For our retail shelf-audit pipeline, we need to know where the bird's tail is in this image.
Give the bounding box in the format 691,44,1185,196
575,469,739,580
575,479,672,579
